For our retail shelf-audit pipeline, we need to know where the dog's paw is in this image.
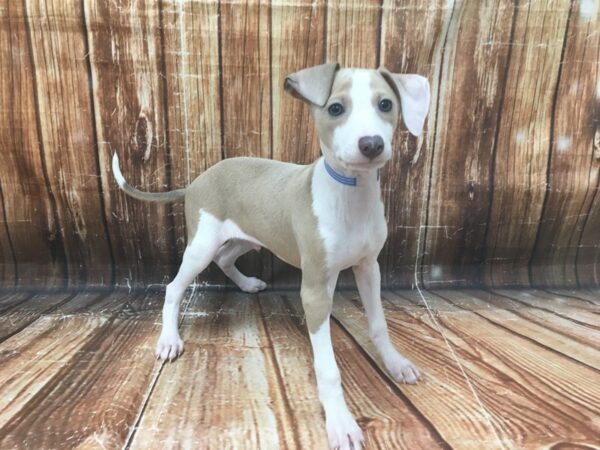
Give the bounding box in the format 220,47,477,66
326,408,364,450
239,277,267,293
156,334,184,362
384,353,420,384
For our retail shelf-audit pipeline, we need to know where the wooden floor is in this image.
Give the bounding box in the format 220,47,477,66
0,288,598,449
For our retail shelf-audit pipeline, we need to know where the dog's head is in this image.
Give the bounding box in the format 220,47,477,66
285,63,430,173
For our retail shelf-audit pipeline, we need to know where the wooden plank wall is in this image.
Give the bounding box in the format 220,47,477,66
0,0,598,290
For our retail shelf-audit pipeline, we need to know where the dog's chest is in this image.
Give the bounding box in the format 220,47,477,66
312,185,387,271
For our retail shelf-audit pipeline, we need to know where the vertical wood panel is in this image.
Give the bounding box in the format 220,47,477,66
531,0,600,287
0,195,15,286
270,0,327,287
574,0,600,288
422,1,515,288
326,0,381,67
0,0,596,289
0,0,65,287
379,0,454,287
85,0,173,287
23,0,113,286
161,0,222,267
484,0,571,286
219,0,272,283
271,0,326,166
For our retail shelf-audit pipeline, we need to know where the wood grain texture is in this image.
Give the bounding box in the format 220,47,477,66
161,0,223,263
0,0,65,287
0,290,161,449
23,0,113,287
271,292,450,449
531,0,600,288
379,0,453,287
422,0,515,288
434,289,600,370
0,295,113,429
387,289,600,448
549,288,600,305
0,197,14,287
0,291,74,342
218,0,272,284
484,0,572,286
0,288,598,447
326,0,380,67
0,0,598,289
493,288,600,329
129,292,284,449
325,0,382,289
85,0,174,287
270,0,327,288
333,292,514,449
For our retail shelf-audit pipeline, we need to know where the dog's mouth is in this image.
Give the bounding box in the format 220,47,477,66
338,155,390,172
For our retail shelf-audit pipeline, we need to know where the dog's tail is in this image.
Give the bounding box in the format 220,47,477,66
112,153,186,203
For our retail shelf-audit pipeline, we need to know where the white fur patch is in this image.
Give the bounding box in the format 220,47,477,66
309,320,364,449
311,158,387,273
332,71,394,168
112,153,126,187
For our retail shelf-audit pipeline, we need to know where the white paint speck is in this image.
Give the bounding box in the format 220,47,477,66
516,130,527,143
556,135,572,153
431,265,443,279
580,0,598,21
569,81,582,96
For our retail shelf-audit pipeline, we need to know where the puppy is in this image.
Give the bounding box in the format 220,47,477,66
113,63,430,449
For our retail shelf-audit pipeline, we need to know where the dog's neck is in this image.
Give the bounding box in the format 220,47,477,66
315,156,381,204
319,157,381,190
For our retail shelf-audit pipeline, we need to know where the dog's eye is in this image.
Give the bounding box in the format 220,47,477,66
327,103,344,117
378,99,393,112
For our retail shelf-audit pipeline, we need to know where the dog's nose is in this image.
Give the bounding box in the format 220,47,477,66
358,135,384,159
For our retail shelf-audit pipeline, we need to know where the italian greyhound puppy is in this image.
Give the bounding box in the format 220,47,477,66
112,63,430,450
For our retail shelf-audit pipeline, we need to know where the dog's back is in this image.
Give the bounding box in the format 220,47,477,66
184,157,317,268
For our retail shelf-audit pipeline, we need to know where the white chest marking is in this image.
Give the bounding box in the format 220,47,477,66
311,159,387,273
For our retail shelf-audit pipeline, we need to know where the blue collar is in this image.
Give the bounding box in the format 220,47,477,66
324,159,357,186
323,159,380,187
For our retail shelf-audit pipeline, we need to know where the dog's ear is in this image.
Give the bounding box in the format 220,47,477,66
284,63,339,107
379,68,430,136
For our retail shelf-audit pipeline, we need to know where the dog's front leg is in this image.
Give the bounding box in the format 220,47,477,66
302,276,364,450
353,259,420,384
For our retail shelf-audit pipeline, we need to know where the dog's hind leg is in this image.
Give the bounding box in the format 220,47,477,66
214,240,267,293
156,213,223,361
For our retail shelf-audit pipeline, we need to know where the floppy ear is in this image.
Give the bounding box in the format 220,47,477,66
379,68,430,136
284,63,339,107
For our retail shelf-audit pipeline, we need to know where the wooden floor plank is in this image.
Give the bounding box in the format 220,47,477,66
257,292,327,450
0,291,76,342
448,290,600,350
0,290,163,449
270,292,450,450
433,290,600,371
390,290,600,448
129,292,283,450
1,288,597,449
493,289,600,328
0,291,34,314
549,289,600,306
332,292,515,450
